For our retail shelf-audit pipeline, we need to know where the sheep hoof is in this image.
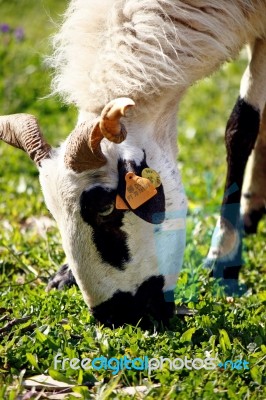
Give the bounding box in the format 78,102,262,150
242,208,265,235
46,264,77,291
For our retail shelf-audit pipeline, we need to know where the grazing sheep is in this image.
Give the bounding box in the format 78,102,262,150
1,0,266,327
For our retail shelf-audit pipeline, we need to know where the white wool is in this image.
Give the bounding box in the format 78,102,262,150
48,0,266,114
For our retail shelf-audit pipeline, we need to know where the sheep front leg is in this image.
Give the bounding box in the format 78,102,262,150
207,39,266,294
242,107,266,233
206,97,260,294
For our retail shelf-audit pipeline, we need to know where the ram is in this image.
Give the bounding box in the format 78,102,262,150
1,0,266,327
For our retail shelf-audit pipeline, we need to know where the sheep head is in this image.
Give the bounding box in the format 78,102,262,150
0,97,183,328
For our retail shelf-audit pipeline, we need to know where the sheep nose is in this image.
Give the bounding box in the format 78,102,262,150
91,276,175,328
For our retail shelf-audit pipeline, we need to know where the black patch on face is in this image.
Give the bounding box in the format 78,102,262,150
117,152,166,224
80,153,165,269
80,186,130,269
92,275,175,328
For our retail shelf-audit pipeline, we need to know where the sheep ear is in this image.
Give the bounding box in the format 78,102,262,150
0,114,51,165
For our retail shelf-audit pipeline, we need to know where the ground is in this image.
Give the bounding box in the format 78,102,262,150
0,1,265,399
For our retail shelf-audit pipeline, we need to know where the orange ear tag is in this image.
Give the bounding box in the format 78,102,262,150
125,172,157,209
141,168,161,188
116,194,129,210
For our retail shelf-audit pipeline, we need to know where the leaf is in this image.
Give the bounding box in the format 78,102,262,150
72,386,90,398
261,345,266,354
219,337,226,354
250,366,262,384
46,337,60,351
219,329,231,352
24,374,75,389
98,374,121,400
258,291,266,302
227,388,239,400
48,368,76,385
35,328,47,343
62,324,72,331
26,353,41,372
180,327,196,343
77,368,83,385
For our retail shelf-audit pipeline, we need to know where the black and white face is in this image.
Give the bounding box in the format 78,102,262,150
39,133,187,328
0,99,187,328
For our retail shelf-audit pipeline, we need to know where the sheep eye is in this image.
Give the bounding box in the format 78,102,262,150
98,204,115,217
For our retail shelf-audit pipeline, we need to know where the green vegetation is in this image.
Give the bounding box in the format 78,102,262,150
0,1,265,399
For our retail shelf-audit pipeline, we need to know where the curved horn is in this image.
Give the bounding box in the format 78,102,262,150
64,121,107,172
64,98,135,173
0,114,51,165
100,97,135,143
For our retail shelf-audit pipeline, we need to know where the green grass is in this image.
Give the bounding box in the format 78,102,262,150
0,1,266,399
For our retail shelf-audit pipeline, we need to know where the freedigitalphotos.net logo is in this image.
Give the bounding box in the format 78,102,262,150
53,354,249,375
217,359,250,370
